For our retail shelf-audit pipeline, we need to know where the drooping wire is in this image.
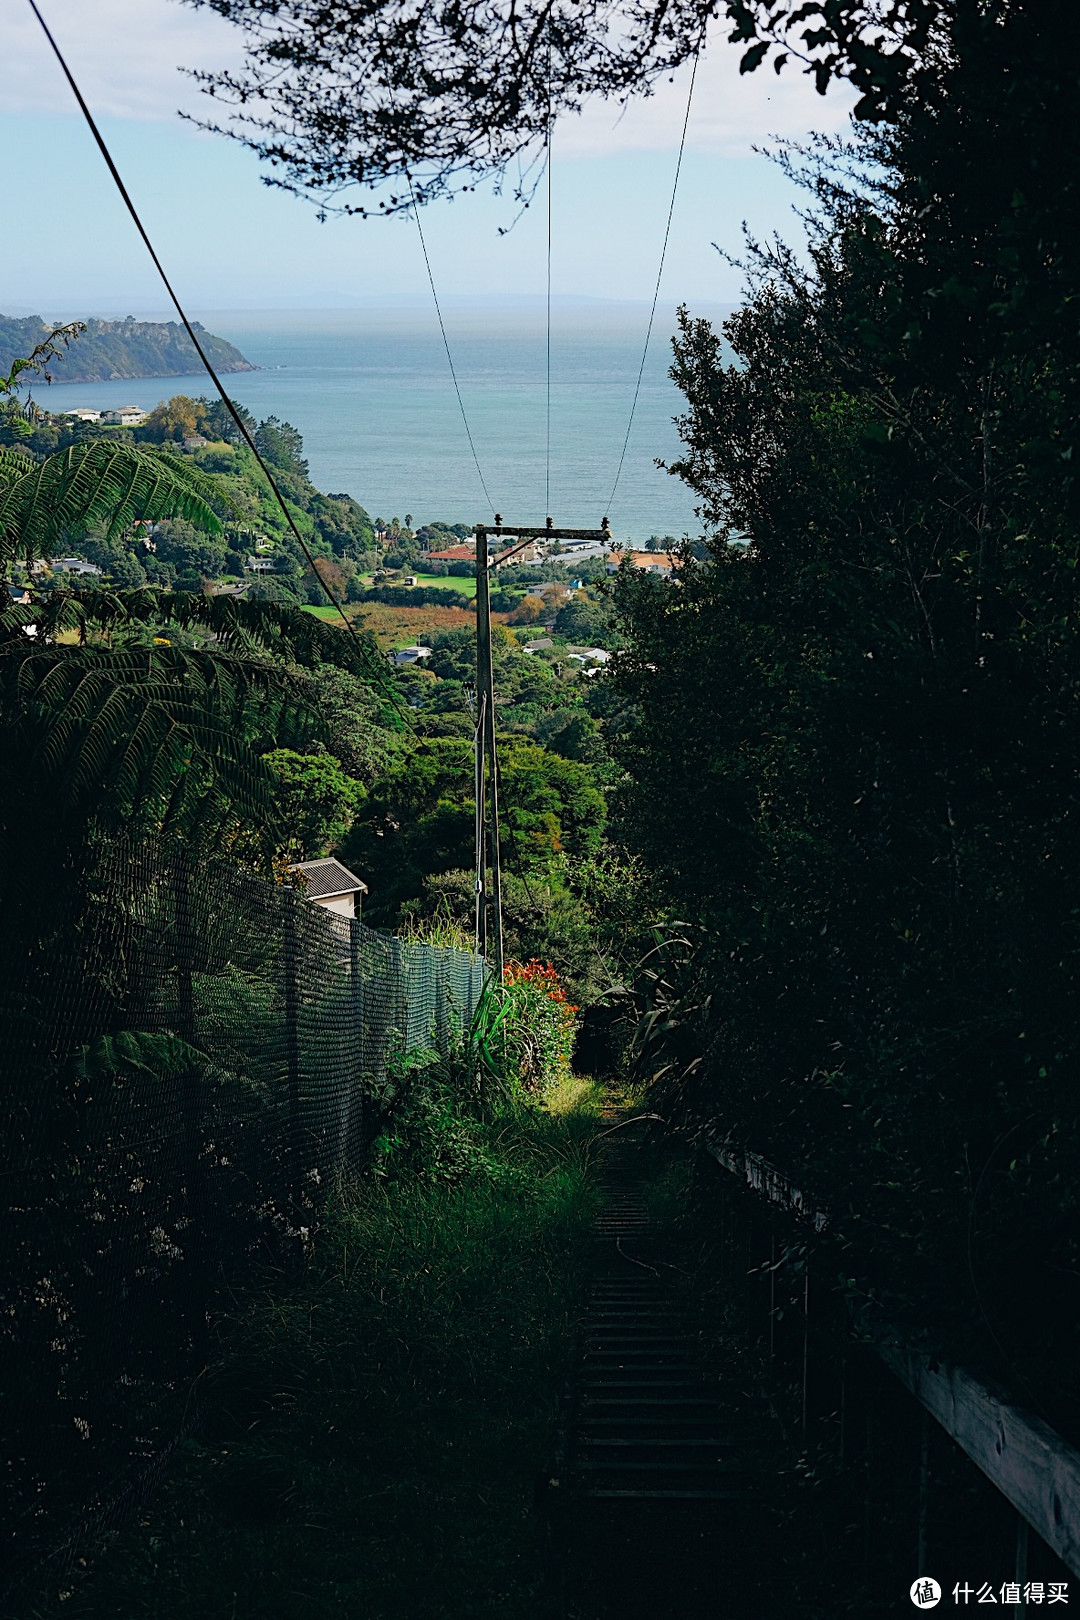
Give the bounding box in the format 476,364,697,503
25,0,396,696
605,48,701,519
409,178,496,518
545,33,553,521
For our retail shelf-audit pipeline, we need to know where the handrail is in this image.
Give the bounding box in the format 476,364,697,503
702,1134,1080,1578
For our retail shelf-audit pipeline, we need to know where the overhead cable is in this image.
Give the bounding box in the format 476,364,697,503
605,49,701,520
409,178,497,517
26,0,393,694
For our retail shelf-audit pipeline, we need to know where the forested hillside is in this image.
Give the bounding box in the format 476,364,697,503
611,0,1080,1407
0,314,254,382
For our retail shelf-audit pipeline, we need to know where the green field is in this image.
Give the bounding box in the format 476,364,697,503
360,571,479,599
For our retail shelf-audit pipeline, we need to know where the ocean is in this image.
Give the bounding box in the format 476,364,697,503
25,302,731,544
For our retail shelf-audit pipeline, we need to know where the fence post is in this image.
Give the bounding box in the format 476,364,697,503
1013,1515,1029,1620
282,885,302,1199
174,845,208,1361
917,1408,930,1576
801,1263,811,1444
349,915,363,1167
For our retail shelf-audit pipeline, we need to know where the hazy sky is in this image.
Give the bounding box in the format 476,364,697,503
3,0,855,313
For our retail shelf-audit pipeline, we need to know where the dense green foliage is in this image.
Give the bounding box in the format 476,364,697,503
55,1065,601,1620
613,0,1080,1396
0,394,377,593
0,313,254,384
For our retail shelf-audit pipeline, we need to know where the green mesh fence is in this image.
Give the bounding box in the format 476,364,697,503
0,835,487,1611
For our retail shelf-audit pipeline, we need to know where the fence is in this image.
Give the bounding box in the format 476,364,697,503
0,834,487,1609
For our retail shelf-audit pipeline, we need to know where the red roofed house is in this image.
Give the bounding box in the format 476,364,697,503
605,548,678,577
428,543,477,562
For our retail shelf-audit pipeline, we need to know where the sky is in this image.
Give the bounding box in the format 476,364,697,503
1,0,856,313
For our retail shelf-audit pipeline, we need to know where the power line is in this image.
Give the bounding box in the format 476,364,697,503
409,179,497,518
546,41,554,522
26,0,393,697
605,49,701,520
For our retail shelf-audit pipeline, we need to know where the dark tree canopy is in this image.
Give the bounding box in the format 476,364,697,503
182,0,944,211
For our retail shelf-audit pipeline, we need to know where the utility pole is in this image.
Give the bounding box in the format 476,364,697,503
473,515,611,977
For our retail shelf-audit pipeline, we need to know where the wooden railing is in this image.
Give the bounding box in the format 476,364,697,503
701,1134,1080,1580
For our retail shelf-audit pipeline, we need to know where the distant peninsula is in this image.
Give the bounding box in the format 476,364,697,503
0,314,257,384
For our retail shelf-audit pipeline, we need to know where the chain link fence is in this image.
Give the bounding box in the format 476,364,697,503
0,835,487,1609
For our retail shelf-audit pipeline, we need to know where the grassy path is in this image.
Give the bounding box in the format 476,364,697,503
56,1088,603,1620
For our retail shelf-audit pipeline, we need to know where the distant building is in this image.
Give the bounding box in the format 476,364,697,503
183,435,208,451
247,556,276,574
402,575,418,587
289,857,368,920
567,646,611,666
52,557,103,577
7,585,31,606
62,408,102,423
523,637,554,654
605,547,677,577
101,405,148,427
428,544,476,562
394,644,433,666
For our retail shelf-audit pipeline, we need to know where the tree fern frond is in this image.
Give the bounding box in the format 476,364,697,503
0,444,225,567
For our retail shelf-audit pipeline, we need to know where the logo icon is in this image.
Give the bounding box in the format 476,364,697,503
910,1578,941,1608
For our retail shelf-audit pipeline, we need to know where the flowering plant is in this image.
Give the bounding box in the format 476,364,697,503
499,959,578,1097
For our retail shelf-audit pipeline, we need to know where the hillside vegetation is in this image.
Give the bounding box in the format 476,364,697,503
0,314,254,382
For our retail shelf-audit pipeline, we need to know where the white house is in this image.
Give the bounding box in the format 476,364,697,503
289,857,368,920
52,557,103,577
102,405,148,427
247,556,277,574
394,644,433,666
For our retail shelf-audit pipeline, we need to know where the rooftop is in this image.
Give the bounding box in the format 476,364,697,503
290,856,368,900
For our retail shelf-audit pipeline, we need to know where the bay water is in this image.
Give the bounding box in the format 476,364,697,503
27,301,731,544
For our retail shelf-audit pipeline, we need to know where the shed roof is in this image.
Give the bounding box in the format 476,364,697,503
290,856,368,900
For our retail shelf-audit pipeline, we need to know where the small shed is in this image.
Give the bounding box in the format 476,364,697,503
289,857,368,920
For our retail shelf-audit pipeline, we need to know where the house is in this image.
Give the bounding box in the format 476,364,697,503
247,556,277,574
394,644,433,666
289,857,368,920
52,557,103,577
522,637,554,654
7,585,31,606
183,435,208,451
605,548,677,577
403,575,418,587
428,543,476,563
62,408,102,423
567,646,611,668
102,405,148,427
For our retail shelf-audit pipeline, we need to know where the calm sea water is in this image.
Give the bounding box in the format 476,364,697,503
27,302,729,544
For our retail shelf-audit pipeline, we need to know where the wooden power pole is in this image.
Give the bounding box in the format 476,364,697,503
473,515,611,976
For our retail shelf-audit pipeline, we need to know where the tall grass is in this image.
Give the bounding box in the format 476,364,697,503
56,1094,600,1620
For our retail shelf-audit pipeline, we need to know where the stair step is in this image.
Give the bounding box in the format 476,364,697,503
580,1379,705,1389
580,1488,750,1501
580,1438,734,1448
582,1416,722,1428
581,1397,715,1408
577,1459,746,1473
586,1335,688,1346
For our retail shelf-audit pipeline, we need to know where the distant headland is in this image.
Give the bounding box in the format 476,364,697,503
0,314,256,384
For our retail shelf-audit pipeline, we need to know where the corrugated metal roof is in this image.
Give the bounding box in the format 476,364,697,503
289,857,368,899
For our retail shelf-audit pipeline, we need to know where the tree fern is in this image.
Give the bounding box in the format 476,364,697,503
0,442,223,566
